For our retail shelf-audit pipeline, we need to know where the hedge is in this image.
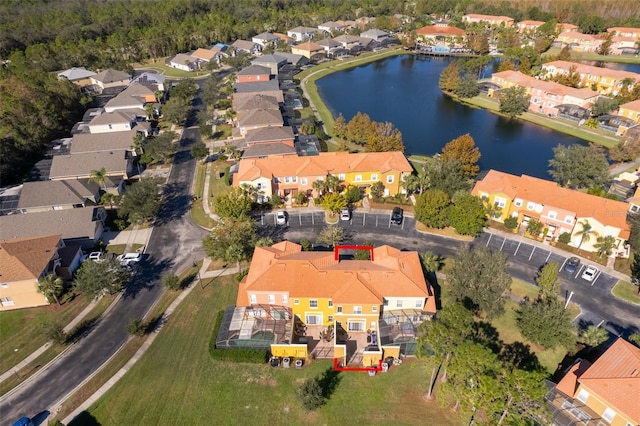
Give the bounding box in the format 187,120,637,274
209,309,269,364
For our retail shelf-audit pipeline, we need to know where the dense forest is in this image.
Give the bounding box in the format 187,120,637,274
1,0,640,185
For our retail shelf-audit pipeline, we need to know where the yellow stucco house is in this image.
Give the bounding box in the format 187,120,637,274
233,151,413,200
550,338,640,426
542,61,640,96
473,170,630,257
618,100,640,124
223,242,436,366
0,234,64,311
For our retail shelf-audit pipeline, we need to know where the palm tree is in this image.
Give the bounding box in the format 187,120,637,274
89,167,108,192
421,251,442,275
38,274,64,305
594,235,617,258
574,220,599,250
312,179,329,197
580,325,609,347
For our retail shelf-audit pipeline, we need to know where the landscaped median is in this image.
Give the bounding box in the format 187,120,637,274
612,280,640,304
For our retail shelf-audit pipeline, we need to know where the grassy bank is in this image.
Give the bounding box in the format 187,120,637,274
611,280,640,304
457,95,620,148
296,47,406,136
544,48,640,64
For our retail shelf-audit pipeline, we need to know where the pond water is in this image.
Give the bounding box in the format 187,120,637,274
315,55,638,179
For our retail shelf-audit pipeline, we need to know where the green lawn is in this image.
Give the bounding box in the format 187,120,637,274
132,59,211,79
458,95,620,148
0,296,91,374
81,275,461,425
543,48,640,64
612,280,640,304
213,124,232,140
190,164,216,229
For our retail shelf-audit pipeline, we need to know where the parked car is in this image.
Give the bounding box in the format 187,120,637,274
390,207,403,225
340,208,351,221
12,418,33,426
276,210,287,225
116,252,142,266
88,251,106,263
564,257,580,274
581,265,598,282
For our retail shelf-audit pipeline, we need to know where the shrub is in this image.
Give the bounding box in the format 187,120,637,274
294,192,307,205
504,216,518,230
271,194,283,208
297,378,325,411
235,268,249,282
209,310,268,363
558,232,572,244
162,273,181,290
42,321,67,345
300,238,312,251
345,185,361,204
126,318,146,336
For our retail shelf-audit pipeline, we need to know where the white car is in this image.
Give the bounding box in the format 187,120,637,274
116,252,142,266
276,210,287,225
581,265,598,282
88,251,106,262
340,208,350,221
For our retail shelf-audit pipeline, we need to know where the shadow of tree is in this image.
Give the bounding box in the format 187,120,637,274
121,258,174,300
68,410,102,426
473,321,501,354
316,367,341,400
499,341,543,372
66,317,100,344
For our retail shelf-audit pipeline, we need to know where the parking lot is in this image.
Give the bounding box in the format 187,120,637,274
259,210,412,231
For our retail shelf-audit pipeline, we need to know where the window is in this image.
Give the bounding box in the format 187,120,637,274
284,176,291,183
306,314,323,325
353,306,362,314
534,204,543,213
337,306,343,313
301,177,307,185
494,197,506,208
564,215,574,224
631,205,640,213
602,408,616,422
396,300,403,308
348,321,365,331
386,175,394,184
415,299,423,308
292,176,297,183
294,299,299,305
383,299,388,306
0,283,7,288
328,300,333,307
282,295,288,304
249,294,257,304
309,300,318,308
372,306,377,312
328,316,333,323
576,389,589,403
338,173,345,180
371,174,378,181
0,297,14,307
548,211,557,219
355,175,362,182
268,295,275,304
526,202,535,210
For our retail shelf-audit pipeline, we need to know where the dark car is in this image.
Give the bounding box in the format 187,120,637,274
564,257,580,274
390,207,403,225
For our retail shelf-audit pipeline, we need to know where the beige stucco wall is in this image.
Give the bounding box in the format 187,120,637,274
0,279,48,311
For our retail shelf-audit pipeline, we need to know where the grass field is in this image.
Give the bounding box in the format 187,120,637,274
132,59,211,79
611,280,640,304
80,275,461,425
190,164,216,229
543,48,640,64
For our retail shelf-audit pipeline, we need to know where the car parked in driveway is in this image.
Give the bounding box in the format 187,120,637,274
340,208,350,221
390,207,403,225
276,210,287,225
88,251,106,263
116,252,142,266
564,257,580,274
581,265,598,282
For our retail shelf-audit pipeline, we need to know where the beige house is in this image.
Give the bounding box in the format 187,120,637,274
291,41,324,59
0,235,64,311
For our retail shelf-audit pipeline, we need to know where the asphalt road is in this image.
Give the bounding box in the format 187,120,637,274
262,210,640,338
0,101,207,425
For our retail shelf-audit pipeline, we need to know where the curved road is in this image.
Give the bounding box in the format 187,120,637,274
0,97,208,425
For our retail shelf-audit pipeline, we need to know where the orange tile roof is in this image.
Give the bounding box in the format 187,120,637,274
239,243,435,312
543,60,640,82
620,99,640,113
556,359,592,397
294,41,324,52
235,151,412,183
558,31,599,41
191,48,216,61
0,235,62,282
464,14,514,22
472,170,630,236
578,338,640,423
416,25,466,37
492,70,599,100
518,20,545,27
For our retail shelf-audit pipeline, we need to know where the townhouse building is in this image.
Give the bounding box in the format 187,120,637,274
542,61,640,96
462,13,514,27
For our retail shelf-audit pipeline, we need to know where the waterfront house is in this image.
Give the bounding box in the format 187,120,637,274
606,27,640,39
237,108,284,136
556,32,604,53
472,170,630,257
490,70,599,116
462,13,514,27
232,81,284,104
332,34,362,49
233,151,413,199
291,41,325,59
618,100,640,124
315,38,342,53
244,126,295,148
0,235,64,311
233,93,280,112
236,65,272,83
548,338,640,426
541,61,640,96
416,24,466,44
517,20,545,32
610,36,639,55
231,241,436,363
287,26,318,42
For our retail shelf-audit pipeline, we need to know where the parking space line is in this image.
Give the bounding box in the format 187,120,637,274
500,237,506,251
528,247,535,261
514,241,521,256
591,270,601,286
575,265,584,280
375,216,378,227
545,251,551,263
312,213,314,225
559,257,567,271
486,234,492,246
362,213,365,226
299,213,302,226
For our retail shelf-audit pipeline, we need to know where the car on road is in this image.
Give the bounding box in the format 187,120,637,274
564,257,580,274
390,207,403,225
276,210,287,225
340,208,351,221
581,265,598,282
116,252,142,266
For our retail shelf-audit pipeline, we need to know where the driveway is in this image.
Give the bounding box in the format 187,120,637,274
260,210,640,338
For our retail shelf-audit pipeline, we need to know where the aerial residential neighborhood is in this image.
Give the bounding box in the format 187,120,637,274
1,1,640,425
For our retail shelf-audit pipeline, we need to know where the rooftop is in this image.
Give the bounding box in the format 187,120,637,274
0,234,62,282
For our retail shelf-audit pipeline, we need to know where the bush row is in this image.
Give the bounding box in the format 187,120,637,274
209,310,269,364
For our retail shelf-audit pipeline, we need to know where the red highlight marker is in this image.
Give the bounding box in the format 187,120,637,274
333,358,383,372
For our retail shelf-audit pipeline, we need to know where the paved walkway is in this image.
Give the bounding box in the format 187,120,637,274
62,259,237,424
101,226,153,253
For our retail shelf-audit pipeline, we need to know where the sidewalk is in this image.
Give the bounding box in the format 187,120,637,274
61,260,237,424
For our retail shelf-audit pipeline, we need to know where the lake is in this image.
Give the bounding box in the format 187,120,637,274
316,54,632,179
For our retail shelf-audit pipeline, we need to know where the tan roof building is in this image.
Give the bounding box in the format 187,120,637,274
291,41,325,59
